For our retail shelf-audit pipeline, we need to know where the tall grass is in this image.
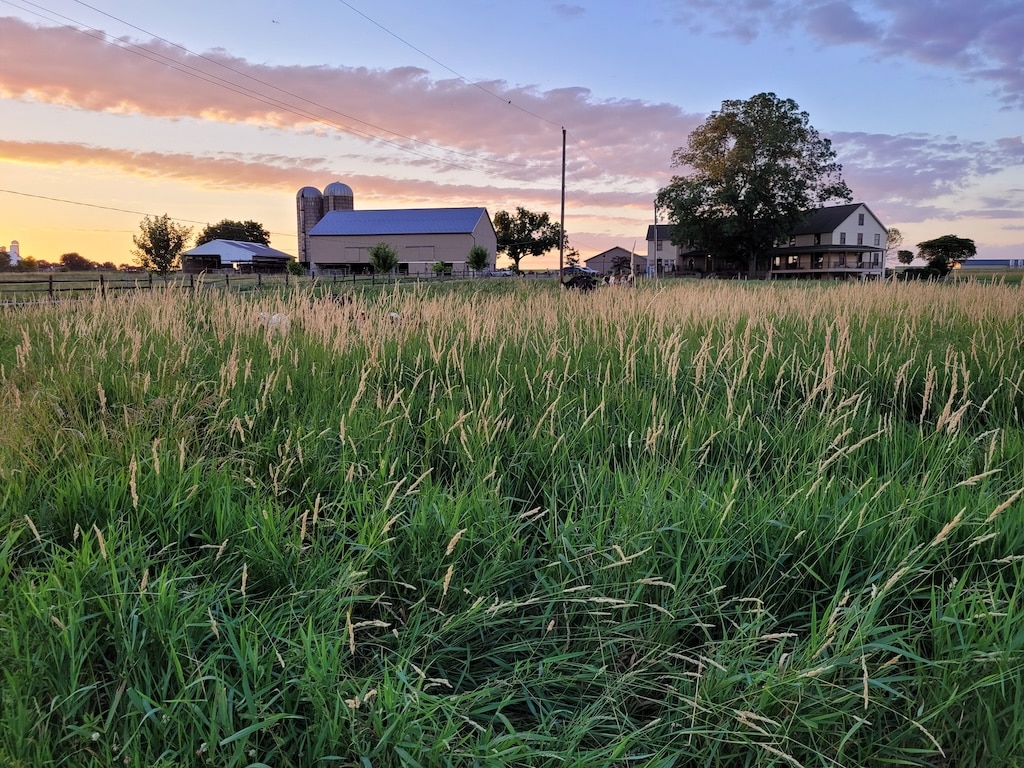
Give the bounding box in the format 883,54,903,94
1,278,1022,766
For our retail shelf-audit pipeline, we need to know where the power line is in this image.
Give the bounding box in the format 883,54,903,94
0,188,295,243
65,0,556,172
4,0,557,177
332,0,564,130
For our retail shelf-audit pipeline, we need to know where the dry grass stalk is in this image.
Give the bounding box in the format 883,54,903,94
129,455,139,509
985,487,1024,524
929,508,965,548
93,525,107,560
445,529,467,556
24,515,41,543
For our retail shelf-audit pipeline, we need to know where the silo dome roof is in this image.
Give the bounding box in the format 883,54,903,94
323,181,353,197
297,186,323,199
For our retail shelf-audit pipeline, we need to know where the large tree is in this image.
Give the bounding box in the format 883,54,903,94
196,219,270,246
493,208,566,274
133,214,192,275
656,92,852,276
917,235,976,276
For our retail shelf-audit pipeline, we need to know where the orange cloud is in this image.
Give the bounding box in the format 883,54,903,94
0,17,698,187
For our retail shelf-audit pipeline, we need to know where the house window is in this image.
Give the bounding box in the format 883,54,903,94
838,253,846,266
814,234,821,246
857,233,864,246
789,236,796,246
656,241,663,251
858,213,865,226
874,233,881,247
840,232,846,245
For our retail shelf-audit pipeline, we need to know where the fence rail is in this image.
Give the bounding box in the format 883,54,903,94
0,269,493,305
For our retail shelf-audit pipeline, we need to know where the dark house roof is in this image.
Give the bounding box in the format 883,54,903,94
646,224,674,241
791,203,866,236
309,208,491,237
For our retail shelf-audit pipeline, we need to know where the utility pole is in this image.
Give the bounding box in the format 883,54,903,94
559,127,566,282
652,200,658,280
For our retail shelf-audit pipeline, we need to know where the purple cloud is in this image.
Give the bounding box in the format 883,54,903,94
665,0,1024,107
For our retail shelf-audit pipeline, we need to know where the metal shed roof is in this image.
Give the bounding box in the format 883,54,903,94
309,208,489,237
183,240,292,263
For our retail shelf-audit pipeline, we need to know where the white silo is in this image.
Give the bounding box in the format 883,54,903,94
8,240,19,267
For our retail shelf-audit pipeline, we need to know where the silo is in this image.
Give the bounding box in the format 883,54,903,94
323,181,354,212
8,240,19,267
296,188,324,266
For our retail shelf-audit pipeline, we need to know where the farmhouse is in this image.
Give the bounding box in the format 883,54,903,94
297,182,497,275
771,203,886,280
180,239,292,273
646,202,887,280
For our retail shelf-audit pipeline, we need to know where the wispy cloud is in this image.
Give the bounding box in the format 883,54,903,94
664,0,1024,107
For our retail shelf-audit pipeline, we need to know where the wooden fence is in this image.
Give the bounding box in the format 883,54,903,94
0,269,488,305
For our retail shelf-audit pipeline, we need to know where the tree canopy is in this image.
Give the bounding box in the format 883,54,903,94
656,92,852,275
917,235,977,276
494,208,566,274
133,215,192,275
368,242,398,274
466,244,491,273
60,252,94,271
196,219,270,246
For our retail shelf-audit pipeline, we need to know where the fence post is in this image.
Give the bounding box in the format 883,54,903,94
149,273,153,290
100,273,105,298
49,274,54,299
190,273,194,290
225,273,229,290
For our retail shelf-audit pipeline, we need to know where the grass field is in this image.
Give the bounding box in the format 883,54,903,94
1,279,1022,767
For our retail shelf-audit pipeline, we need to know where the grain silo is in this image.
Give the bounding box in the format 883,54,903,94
296,187,324,266
323,181,354,212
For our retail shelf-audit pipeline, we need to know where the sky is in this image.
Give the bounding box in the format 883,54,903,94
1,0,1023,269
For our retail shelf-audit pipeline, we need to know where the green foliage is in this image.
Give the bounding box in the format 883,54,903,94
196,219,271,246
431,260,452,276
59,252,94,271
917,234,977,276
494,207,566,273
898,249,915,265
466,244,490,273
286,258,304,276
656,92,852,275
2,282,1024,766
132,214,192,275
368,242,399,274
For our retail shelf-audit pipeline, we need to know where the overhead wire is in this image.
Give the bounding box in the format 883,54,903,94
0,189,296,244
3,0,651,255
3,0,557,178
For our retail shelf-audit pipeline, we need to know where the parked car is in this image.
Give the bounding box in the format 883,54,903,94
561,265,598,278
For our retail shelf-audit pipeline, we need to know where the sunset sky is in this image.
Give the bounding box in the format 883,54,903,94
1,0,1022,268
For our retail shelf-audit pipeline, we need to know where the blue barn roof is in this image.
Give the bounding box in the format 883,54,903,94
309,208,489,237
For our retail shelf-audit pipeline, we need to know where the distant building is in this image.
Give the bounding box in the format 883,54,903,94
584,246,644,275
296,181,496,275
180,239,292,273
3,240,20,267
959,258,1024,269
646,224,695,275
